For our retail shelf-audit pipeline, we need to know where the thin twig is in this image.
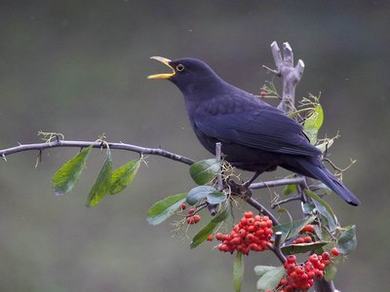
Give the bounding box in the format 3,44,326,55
249,177,305,190
244,196,279,226
271,195,302,209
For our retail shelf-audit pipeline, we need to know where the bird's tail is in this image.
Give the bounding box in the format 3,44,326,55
285,158,361,206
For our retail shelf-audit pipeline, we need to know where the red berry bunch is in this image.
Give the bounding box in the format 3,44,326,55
186,214,201,224
216,211,273,255
185,207,201,224
293,235,313,244
293,224,315,244
278,250,339,291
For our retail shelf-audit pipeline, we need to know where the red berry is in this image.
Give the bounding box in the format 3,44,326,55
244,211,254,218
215,233,224,241
304,236,312,243
180,203,186,210
331,247,340,257
240,218,248,225
301,224,315,233
188,208,196,215
322,252,330,260
287,255,297,263
207,234,213,241
193,214,201,223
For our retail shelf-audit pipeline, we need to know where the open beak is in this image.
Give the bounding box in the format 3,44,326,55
147,56,175,79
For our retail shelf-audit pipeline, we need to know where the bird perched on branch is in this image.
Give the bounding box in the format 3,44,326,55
148,57,360,206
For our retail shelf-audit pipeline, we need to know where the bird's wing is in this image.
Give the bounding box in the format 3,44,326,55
194,107,321,157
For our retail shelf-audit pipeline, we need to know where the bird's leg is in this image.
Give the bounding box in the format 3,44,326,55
243,171,261,188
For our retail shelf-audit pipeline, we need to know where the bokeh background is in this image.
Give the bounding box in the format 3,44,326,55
0,1,389,291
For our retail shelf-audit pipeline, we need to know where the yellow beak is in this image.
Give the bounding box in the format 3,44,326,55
147,56,175,79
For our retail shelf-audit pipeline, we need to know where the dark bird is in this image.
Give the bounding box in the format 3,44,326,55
148,57,360,206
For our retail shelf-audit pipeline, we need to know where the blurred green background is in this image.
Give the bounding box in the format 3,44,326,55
0,1,389,291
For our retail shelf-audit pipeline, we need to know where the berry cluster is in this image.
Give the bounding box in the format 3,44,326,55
215,211,273,255
181,204,202,225
293,224,316,244
293,235,313,244
278,249,340,291
186,214,201,224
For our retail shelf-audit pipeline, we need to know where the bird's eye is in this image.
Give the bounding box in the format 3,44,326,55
176,64,185,72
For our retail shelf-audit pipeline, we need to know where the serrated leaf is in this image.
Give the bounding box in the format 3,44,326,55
256,266,285,291
189,159,220,185
304,189,337,225
233,252,244,292
273,215,316,243
147,193,186,225
190,207,228,248
337,225,357,255
281,241,330,255
86,150,113,207
283,184,297,196
304,104,324,144
186,185,217,205
110,159,141,195
52,146,92,195
206,191,227,205
254,265,278,277
313,198,338,232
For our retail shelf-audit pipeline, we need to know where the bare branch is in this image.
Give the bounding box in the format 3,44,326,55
0,140,194,165
269,231,286,263
267,41,305,112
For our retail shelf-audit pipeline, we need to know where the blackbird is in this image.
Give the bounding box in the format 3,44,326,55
148,57,360,206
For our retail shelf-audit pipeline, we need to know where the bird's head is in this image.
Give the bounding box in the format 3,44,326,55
148,56,222,96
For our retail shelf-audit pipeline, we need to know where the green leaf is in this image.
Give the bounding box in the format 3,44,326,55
186,185,217,206
233,252,244,292
313,198,338,232
304,104,324,144
86,150,113,207
273,215,316,243
206,191,227,205
304,189,337,223
256,266,285,291
110,159,141,195
190,207,228,248
281,241,330,255
190,158,220,185
52,146,92,195
283,184,297,196
254,265,278,277
337,225,357,255
324,263,338,281
147,193,187,225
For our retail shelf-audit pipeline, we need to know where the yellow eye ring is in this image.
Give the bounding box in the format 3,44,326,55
176,64,185,72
